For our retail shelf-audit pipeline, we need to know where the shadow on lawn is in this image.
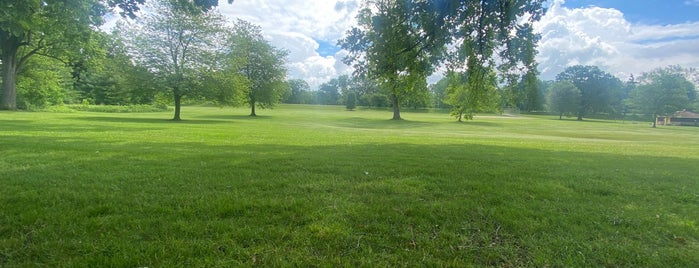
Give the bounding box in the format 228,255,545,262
455,120,503,127
0,118,165,133
73,116,228,125
194,114,273,120
1,134,698,266
549,118,623,124
333,117,441,129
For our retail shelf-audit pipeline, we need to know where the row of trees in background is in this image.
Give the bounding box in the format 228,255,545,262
285,64,698,125
546,65,697,124
2,0,698,125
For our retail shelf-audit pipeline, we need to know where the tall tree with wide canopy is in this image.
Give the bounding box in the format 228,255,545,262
0,0,231,110
628,67,695,127
340,0,545,120
547,80,581,120
285,79,311,104
228,19,288,116
444,70,499,121
0,0,103,110
445,0,545,121
121,0,226,120
555,65,623,121
340,0,451,120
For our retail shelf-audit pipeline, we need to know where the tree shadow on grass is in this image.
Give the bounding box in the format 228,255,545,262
549,118,621,124
0,118,165,133
333,117,436,130
455,121,503,127
73,116,228,125
195,114,273,120
1,135,698,266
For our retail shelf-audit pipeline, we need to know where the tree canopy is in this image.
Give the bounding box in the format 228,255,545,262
340,0,546,120
555,65,623,120
1,0,102,110
340,0,452,120
0,0,235,110
228,19,289,116
120,0,227,120
629,66,695,127
547,80,581,120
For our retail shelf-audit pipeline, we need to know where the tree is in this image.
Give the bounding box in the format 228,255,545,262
345,91,358,111
444,70,499,122
0,0,102,110
547,81,581,120
555,65,623,120
0,0,234,110
15,56,73,109
316,78,342,105
285,79,311,104
229,19,289,116
121,0,226,120
445,0,545,121
340,0,451,120
72,31,162,105
628,67,694,127
341,0,545,120
511,70,544,112
429,77,450,109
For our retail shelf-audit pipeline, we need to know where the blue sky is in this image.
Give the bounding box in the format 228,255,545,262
560,0,699,24
316,40,341,57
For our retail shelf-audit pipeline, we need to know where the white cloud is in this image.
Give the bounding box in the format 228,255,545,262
218,0,359,89
535,1,699,80
107,0,699,88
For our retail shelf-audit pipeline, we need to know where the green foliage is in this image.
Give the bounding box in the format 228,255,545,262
555,65,624,120
515,71,544,112
429,76,450,109
316,79,342,105
340,0,545,119
547,81,582,119
74,32,162,105
400,77,430,109
1,106,698,266
228,19,289,116
284,79,312,104
362,93,390,108
15,56,73,109
628,67,694,126
1,0,104,110
444,70,499,122
449,0,545,94
121,0,227,120
345,91,357,111
340,0,451,119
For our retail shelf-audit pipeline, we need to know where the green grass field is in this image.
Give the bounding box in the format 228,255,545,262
1,105,698,267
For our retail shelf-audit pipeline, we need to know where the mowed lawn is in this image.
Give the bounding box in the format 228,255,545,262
1,105,698,267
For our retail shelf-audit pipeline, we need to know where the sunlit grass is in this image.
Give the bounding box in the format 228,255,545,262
1,105,698,266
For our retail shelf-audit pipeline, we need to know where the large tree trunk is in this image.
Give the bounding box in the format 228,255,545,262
390,94,401,120
250,101,256,116
173,92,182,121
1,49,18,110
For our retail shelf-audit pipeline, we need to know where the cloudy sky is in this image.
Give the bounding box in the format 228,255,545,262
212,0,699,88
